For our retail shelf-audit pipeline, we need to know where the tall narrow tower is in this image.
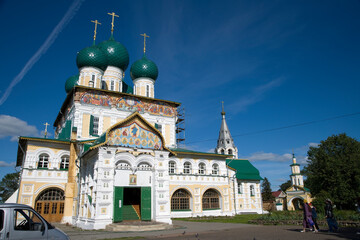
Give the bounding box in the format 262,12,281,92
290,154,304,186
215,102,238,158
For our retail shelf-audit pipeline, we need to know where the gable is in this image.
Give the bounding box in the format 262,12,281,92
89,112,165,151
107,121,162,150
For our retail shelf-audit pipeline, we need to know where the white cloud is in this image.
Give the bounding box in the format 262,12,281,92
229,78,284,113
308,142,319,147
0,115,39,141
247,151,292,162
0,161,15,167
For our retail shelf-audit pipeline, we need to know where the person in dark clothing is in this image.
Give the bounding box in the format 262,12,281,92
325,199,338,232
309,202,319,230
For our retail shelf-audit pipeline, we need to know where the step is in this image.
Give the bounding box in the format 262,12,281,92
106,222,173,232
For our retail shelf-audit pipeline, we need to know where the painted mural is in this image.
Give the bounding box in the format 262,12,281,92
79,91,176,117
80,93,111,107
107,122,162,150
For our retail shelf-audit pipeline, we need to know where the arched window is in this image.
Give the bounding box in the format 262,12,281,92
237,181,243,194
110,81,115,91
169,161,176,174
198,163,206,175
228,149,233,155
60,155,69,170
116,161,131,170
171,189,191,210
202,189,220,210
250,185,255,196
212,164,219,175
221,149,225,154
146,85,150,97
183,162,191,174
38,154,49,169
138,162,152,171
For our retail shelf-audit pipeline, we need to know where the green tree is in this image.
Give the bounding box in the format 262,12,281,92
0,172,19,203
261,177,274,202
304,133,360,209
279,180,292,192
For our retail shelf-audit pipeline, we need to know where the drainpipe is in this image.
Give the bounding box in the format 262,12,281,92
232,171,237,215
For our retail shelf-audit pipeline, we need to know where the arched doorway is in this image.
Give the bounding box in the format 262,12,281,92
35,188,65,222
291,198,303,210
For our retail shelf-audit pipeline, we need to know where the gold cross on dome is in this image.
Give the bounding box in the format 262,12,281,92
91,20,101,41
44,122,50,138
140,33,150,54
108,12,119,33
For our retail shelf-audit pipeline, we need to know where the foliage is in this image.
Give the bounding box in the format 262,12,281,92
279,180,291,192
304,133,360,209
261,177,274,202
311,190,332,214
0,172,20,203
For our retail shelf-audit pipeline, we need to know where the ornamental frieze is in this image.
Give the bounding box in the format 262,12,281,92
79,92,176,117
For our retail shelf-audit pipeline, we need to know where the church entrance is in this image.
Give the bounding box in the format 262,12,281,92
35,188,65,222
113,187,151,222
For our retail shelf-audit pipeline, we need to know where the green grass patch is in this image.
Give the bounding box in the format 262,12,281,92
175,214,260,224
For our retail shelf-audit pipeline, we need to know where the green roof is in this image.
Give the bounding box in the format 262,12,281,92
130,55,158,80
226,159,263,180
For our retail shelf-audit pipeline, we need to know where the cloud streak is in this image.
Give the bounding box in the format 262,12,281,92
0,0,84,106
0,115,39,141
229,77,284,113
0,161,16,167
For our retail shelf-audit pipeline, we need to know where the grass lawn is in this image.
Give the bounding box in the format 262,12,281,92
175,214,260,224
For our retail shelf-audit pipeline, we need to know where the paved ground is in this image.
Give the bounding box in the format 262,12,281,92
54,221,360,240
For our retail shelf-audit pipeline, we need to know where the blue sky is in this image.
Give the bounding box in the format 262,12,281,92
1,0,359,190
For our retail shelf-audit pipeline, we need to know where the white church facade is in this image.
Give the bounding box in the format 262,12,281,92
14,15,263,230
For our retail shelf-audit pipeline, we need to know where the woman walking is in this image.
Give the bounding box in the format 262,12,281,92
301,200,318,232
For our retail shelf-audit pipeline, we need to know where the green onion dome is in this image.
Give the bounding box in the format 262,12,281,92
65,74,79,93
130,55,158,81
76,45,108,71
98,36,129,71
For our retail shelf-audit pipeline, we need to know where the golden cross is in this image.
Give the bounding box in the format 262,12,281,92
44,122,50,138
221,101,225,115
91,20,101,41
108,12,119,33
140,33,150,54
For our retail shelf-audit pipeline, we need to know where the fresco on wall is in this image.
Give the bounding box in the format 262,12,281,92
80,92,111,107
107,122,162,150
79,92,176,117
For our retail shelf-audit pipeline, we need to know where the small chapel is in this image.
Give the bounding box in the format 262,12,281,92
13,13,263,229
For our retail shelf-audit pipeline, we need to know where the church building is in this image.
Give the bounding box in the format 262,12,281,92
14,14,263,229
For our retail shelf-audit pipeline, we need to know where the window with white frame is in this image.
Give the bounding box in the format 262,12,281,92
89,75,95,87
101,81,106,89
92,116,99,135
250,185,255,196
146,85,150,97
228,149,233,155
237,182,243,194
38,154,49,169
110,81,115,91
60,155,69,170
198,163,206,175
183,162,191,174
169,161,176,174
212,164,219,175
